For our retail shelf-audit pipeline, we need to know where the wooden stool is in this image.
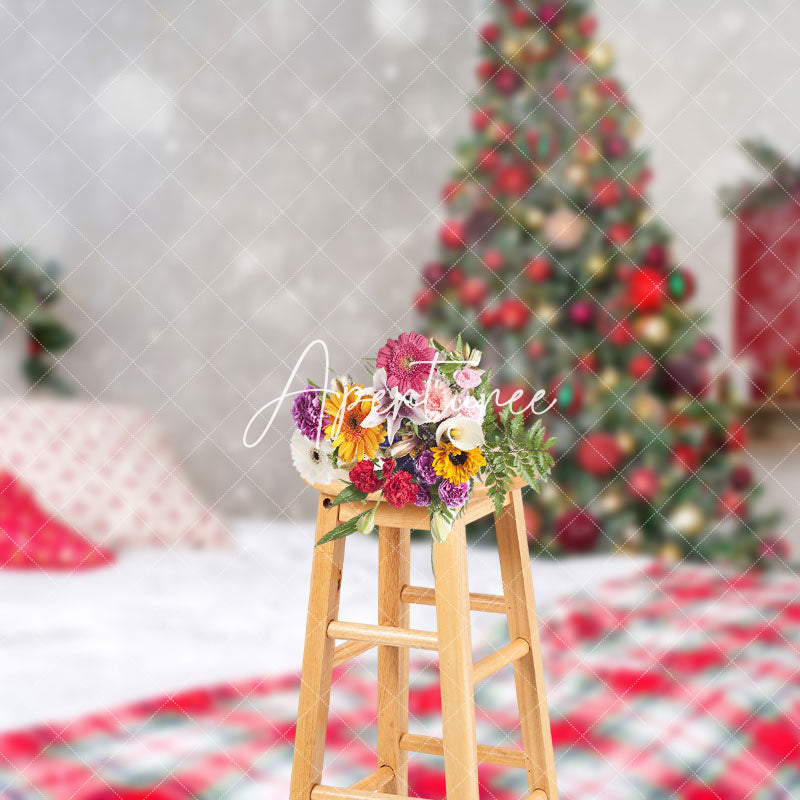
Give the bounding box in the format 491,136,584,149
290,477,558,800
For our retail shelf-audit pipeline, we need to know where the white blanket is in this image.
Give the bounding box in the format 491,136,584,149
0,519,649,731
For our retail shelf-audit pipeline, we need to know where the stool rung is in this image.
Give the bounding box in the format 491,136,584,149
399,733,527,768
472,637,530,684
400,585,507,614
332,640,375,667
350,765,394,791
311,786,425,800
327,620,438,651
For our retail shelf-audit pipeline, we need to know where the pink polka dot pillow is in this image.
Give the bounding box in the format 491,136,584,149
0,400,230,549
0,471,114,570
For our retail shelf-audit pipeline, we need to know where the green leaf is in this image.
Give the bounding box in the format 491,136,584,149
316,509,373,545
330,484,369,506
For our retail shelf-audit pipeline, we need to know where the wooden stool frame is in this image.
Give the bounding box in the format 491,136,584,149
289,478,558,800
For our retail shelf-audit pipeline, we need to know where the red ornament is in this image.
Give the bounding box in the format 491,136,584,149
630,353,655,379
495,165,530,196
577,353,598,373
440,220,466,249
598,116,617,136
591,179,622,208
441,181,461,204
555,509,601,553
478,307,499,330
494,66,522,94
483,249,505,272
607,223,633,246
644,243,667,268
726,422,748,450
609,320,634,345
497,298,531,331
477,61,499,82
445,267,464,288
480,23,501,44
552,83,569,102
719,489,746,519
511,7,533,26
673,443,700,473
537,3,561,26
525,257,552,282
414,289,435,311
526,339,545,358
477,148,499,172
730,463,753,490
628,267,665,311
629,466,659,502
568,300,597,327
604,135,629,160
422,261,445,285
577,432,623,476
577,15,598,37
493,383,534,422
458,277,489,308
472,107,493,131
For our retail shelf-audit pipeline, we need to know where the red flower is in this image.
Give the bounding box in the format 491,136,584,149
380,458,396,479
349,460,383,493
383,471,417,509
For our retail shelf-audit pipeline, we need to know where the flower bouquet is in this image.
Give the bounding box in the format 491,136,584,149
289,332,556,545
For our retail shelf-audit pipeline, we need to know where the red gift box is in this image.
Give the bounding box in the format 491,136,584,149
734,196,800,397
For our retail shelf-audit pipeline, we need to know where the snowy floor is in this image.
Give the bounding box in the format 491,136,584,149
0,519,650,731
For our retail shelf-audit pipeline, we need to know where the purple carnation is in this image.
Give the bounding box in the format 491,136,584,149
414,450,437,485
413,484,431,507
291,385,329,441
438,479,470,509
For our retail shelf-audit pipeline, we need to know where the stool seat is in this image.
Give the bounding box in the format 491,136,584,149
306,476,527,529
289,480,559,800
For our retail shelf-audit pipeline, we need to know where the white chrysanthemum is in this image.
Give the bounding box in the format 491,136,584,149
290,428,336,485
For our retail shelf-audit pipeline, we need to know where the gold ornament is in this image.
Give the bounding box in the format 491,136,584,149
620,524,642,552
617,431,636,455
635,314,671,347
637,208,654,226
540,483,559,504
565,162,588,188
598,489,624,515
626,117,642,137
586,254,607,276
659,542,684,563
544,207,587,251
668,503,704,537
577,85,601,111
632,393,664,424
599,367,621,391
524,207,545,230
587,42,614,71
502,37,526,61
535,303,559,325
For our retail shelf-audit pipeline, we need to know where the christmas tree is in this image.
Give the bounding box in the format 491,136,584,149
416,0,781,566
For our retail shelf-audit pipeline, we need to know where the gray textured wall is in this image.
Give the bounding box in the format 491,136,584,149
2,0,800,531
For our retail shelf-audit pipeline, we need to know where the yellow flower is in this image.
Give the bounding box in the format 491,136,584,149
324,384,384,463
431,442,486,484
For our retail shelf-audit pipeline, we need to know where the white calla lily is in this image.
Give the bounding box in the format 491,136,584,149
435,415,485,450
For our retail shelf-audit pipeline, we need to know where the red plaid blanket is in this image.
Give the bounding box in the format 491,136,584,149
3,564,800,799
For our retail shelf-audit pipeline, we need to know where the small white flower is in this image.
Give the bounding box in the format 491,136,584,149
435,415,485,450
290,428,336,485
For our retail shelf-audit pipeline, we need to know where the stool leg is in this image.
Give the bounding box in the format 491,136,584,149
433,519,479,800
377,526,411,793
290,497,346,800
495,489,559,799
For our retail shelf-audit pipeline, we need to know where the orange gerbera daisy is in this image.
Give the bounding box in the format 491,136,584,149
324,385,385,463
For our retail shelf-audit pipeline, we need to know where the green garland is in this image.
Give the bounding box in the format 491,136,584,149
720,139,800,216
0,248,74,392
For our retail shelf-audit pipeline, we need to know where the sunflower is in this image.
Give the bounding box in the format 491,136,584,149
324,384,385,463
431,442,486,484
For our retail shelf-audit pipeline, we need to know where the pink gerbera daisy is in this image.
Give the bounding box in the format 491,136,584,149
376,332,436,395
